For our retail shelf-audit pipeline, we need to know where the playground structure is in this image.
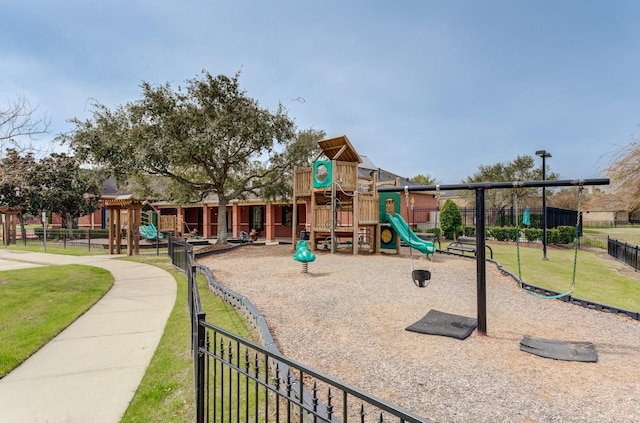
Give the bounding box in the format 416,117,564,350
292,135,436,255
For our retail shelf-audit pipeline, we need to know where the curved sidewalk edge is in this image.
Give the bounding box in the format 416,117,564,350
0,250,177,423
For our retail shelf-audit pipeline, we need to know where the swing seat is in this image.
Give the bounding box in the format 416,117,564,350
412,269,431,288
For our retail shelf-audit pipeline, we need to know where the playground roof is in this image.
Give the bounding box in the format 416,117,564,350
317,135,362,163
104,195,143,209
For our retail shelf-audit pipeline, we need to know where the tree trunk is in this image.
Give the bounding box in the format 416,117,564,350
18,212,27,246
63,214,75,239
216,198,228,244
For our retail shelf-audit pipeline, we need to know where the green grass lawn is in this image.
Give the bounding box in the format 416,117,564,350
489,242,640,311
0,265,113,377
584,226,640,246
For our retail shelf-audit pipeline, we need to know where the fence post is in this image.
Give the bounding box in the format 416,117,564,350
194,311,206,423
624,242,628,267
189,265,197,352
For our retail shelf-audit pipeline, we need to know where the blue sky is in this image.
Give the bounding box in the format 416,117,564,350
2,1,639,184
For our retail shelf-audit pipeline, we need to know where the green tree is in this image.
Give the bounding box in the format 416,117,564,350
31,153,100,235
61,71,321,244
412,173,437,186
440,199,462,239
0,148,38,239
260,128,324,200
0,150,99,238
463,155,558,215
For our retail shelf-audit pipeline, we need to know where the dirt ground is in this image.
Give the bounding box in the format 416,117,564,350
197,244,640,423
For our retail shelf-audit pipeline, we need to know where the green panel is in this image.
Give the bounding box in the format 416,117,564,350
380,224,396,249
313,161,332,188
378,192,400,222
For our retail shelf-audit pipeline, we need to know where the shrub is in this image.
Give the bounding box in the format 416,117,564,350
522,228,542,242
488,227,517,241
557,226,576,244
440,200,462,240
34,228,110,240
547,229,560,244
426,228,442,239
463,226,476,237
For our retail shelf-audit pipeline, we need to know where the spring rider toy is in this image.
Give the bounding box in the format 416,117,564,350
293,240,316,273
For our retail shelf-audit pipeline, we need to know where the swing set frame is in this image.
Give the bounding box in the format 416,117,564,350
379,178,609,335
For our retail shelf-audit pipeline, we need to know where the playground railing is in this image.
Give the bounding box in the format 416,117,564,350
358,193,379,223
293,166,312,196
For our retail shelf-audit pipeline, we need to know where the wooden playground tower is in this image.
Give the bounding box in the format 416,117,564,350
292,135,380,254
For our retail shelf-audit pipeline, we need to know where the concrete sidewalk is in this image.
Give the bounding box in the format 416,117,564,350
0,250,177,423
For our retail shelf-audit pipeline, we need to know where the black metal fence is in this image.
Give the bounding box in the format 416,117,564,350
167,235,431,423
579,234,609,253
412,206,578,229
608,238,640,271
1,227,109,249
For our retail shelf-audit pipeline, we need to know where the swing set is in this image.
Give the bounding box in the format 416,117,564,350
515,185,584,299
379,178,609,335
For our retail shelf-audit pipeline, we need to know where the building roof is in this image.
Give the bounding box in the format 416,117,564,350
358,155,378,171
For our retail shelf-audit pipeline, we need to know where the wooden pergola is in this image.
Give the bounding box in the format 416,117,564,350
0,207,20,246
104,195,143,255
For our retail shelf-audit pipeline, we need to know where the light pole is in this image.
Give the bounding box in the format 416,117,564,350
536,150,552,260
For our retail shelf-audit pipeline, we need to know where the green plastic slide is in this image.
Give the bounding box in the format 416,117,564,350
384,213,436,256
139,223,164,241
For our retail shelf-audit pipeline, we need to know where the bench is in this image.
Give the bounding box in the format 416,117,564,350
416,232,441,250
446,236,493,259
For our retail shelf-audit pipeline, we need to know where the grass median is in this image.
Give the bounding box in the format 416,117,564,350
0,265,114,378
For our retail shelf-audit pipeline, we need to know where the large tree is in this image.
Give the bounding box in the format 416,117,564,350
61,70,321,243
463,155,558,214
0,150,99,237
0,148,38,239
607,136,640,209
32,153,101,234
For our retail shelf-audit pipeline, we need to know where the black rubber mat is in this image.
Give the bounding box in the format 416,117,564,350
405,310,477,340
520,335,597,362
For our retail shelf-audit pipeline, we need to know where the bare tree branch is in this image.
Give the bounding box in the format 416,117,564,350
0,93,51,153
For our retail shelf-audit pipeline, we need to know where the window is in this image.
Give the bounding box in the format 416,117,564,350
250,206,264,231
282,206,293,227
